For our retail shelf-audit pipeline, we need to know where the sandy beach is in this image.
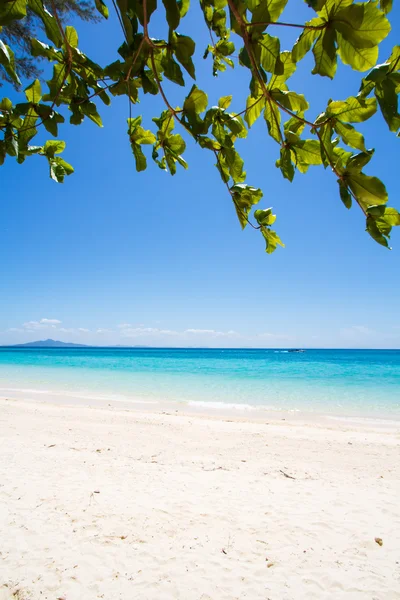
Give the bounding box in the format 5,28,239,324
0,397,399,599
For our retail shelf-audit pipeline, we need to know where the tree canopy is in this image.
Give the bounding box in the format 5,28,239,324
0,0,399,253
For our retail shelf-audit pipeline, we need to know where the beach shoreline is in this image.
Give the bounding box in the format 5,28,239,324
1,388,400,427
1,396,400,599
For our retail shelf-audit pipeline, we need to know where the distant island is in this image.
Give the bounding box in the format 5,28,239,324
11,339,88,348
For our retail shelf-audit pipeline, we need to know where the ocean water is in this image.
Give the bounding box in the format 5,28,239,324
0,348,399,418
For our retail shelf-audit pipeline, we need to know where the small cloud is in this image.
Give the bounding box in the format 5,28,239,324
184,329,238,337
96,328,112,334
7,327,24,332
23,321,46,331
40,318,61,325
117,323,132,329
340,325,374,337
257,332,294,340
121,327,179,337
59,327,75,333
78,328,89,333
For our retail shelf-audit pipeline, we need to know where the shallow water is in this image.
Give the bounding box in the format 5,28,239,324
0,347,399,418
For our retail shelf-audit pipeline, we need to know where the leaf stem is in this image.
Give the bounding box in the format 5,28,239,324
246,21,327,30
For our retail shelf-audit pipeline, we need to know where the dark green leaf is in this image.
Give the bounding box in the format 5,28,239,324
366,216,390,248
28,0,63,47
375,78,400,133
380,0,392,14
161,53,185,86
230,183,263,229
162,0,180,29
0,39,20,85
292,19,324,62
277,147,294,181
264,100,281,143
95,0,109,19
312,28,337,79
131,142,147,171
173,34,195,79
0,0,26,25
338,180,352,209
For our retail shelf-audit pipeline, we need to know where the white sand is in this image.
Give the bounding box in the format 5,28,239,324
0,397,399,600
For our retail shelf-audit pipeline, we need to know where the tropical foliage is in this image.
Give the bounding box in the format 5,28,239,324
0,0,399,252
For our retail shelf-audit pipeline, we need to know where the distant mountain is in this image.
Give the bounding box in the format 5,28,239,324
12,339,88,348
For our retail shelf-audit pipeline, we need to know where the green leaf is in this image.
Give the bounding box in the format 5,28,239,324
65,26,78,49
161,53,185,86
173,33,195,79
333,2,391,48
380,0,392,13
270,90,308,113
346,172,388,207
250,0,288,30
0,39,20,85
334,121,366,151
312,28,337,78
43,139,66,157
379,207,400,226
254,208,276,226
338,180,352,209
223,114,247,138
346,150,374,172
27,0,63,47
367,204,386,218
366,216,390,248
277,146,294,181
95,0,109,18
258,34,282,74
327,96,377,123
223,146,245,183
81,101,103,127
268,51,296,89
292,19,324,62
230,183,263,229
0,0,26,25
131,142,147,171
337,33,378,72
18,107,38,152
178,0,190,17
24,79,42,104
375,78,400,133
291,139,322,170
261,227,285,254
162,0,180,29
166,133,186,155
244,94,265,128
264,101,281,143
36,105,65,137
183,85,208,117
218,95,232,110
0,140,6,166
48,156,74,183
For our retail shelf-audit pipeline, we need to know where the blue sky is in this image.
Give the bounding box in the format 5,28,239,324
1,1,399,349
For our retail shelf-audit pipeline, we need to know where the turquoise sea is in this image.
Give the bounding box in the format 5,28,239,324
0,348,399,418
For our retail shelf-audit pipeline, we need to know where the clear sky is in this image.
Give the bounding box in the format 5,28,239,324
1,2,399,349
